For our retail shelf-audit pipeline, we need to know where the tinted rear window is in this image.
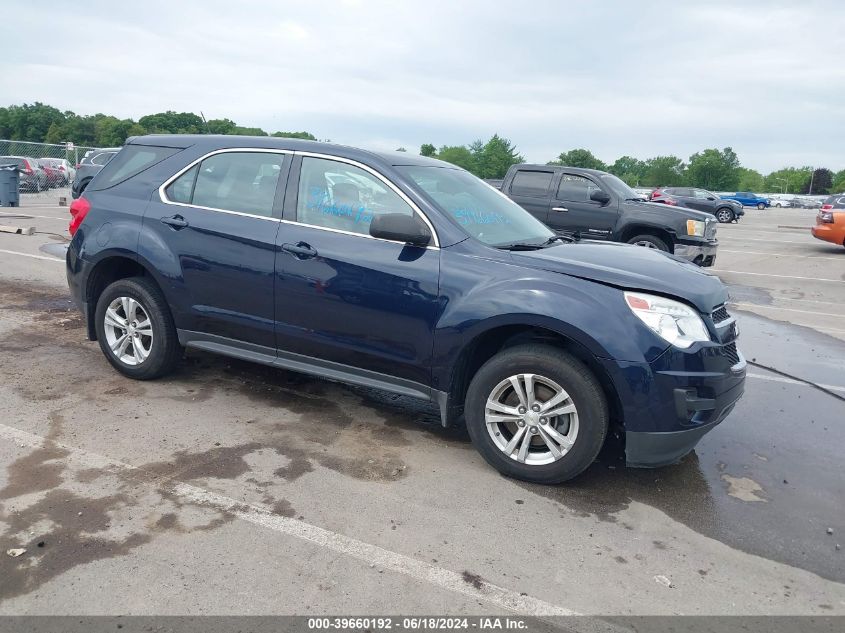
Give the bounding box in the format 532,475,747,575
509,170,553,197
88,146,180,190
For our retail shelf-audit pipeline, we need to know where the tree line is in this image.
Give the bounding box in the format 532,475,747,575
3,102,842,194
0,102,316,150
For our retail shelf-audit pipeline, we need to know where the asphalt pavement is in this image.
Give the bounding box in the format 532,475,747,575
0,191,843,616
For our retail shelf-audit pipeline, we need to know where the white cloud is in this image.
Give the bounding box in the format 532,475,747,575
2,0,843,172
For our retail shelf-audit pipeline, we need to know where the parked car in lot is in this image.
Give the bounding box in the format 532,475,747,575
66,135,745,483
770,197,792,208
811,194,845,248
791,196,824,210
650,187,745,223
0,155,47,192
38,158,75,185
721,191,770,209
72,147,120,198
500,164,719,266
36,159,63,188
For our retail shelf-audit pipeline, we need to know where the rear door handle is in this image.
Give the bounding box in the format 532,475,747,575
552,206,569,213
161,215,189,228
281,242,318,259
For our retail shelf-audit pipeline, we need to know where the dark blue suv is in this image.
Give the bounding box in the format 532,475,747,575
66,135,746,483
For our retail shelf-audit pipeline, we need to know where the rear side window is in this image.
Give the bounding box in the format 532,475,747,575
509,171,553,198
91,152,116,166
90,146,178,190
165,151,285,217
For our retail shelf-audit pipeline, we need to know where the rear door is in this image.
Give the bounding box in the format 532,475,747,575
141,149,289,351
504,169,554,224
549,172,619,238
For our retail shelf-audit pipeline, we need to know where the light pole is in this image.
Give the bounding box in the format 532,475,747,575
808,167,815,195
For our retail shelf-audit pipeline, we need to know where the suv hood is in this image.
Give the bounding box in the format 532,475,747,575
627,199,714,220
508,241,727,313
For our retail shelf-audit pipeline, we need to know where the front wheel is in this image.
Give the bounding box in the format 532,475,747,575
464,345,609,484
757,203,766,210
94,277,181,380
626,234,669,251
715,208,734,223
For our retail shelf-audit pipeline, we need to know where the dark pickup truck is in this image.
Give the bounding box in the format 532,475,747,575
499,164,719,266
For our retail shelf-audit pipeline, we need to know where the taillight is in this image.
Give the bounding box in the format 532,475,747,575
651,190,662,199
69,197,91,235
821,204,833,210
818,210,834,224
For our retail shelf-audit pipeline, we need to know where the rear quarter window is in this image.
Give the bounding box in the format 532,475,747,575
88,146,180,191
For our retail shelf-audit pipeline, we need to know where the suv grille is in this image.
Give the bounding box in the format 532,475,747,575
711,305,730,324
724,342,740,365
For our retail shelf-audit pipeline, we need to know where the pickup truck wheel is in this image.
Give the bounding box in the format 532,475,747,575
716,208,734,223
464,345,608,484
626,234,669,251
757,202,766,210
95,277,181,380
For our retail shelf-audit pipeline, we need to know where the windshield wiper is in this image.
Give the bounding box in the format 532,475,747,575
494,242,546,251
496,233,579,250
540,233,578,246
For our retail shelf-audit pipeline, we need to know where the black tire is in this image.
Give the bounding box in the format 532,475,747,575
757,202,765,210
626,234,669,251
94,276,181,380
78,178,91,196
464,345,609,484
715,207,734,223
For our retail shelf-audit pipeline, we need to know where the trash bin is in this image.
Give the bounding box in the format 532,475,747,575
0,163,20,207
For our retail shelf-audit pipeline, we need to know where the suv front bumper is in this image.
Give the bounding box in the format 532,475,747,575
674,239,718,267
600,340,746,467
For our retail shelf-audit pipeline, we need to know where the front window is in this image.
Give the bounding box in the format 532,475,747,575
398,166,554,247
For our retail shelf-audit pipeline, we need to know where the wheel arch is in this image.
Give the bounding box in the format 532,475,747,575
443,323,624,435
618,224,675,252
83,254,165,340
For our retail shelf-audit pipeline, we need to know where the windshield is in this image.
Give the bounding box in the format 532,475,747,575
397,166,554,247
598,173,639,199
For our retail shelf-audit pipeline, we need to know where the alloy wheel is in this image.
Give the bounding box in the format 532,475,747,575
103,296,154,366
633,240,658,249
484,373,579,465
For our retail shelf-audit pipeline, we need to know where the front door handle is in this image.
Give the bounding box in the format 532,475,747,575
551,206,569,213
161,214,189,229
281,242,318,259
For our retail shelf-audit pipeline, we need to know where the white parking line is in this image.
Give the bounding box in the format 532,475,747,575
747,373,845,394
0,211,67,221
717,236,812,245
0,422,578,617
711,270,844,283
719,249,844,262
730,302,844,318
0,248,64,262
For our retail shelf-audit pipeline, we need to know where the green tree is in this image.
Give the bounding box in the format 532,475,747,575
271,131,317,140
641,156,686,187
736,167,764,192
831,169,845,193
609,155,646,186
420,143,436,157
206,118,237,134
436,145,477,172
550,148,606,170
138,111,205,134
686,147,741,190
475,134,524,179
802,168,833,195
763,167,812,194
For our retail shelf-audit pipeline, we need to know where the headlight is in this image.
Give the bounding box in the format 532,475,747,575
686,219,705,237
624,292,711,349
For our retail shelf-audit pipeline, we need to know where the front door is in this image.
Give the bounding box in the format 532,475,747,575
548,172,619,239
273,155,441,390
141,150,288,350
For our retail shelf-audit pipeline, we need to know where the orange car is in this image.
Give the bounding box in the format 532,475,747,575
811,195,845,248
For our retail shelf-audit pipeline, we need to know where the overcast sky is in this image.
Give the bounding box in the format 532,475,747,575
4,0,843,173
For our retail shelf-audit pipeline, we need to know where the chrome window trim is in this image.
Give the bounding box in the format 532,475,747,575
294,150,440,248
158,147,293,221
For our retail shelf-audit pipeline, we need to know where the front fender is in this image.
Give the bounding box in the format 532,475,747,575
431,250,668,388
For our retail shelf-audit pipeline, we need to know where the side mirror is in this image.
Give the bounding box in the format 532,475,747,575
590,189,611,204
707,196,715,201
369,213,431,247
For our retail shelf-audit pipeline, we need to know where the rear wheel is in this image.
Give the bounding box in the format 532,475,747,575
757,202,766,210
464,345,608,484
626,234,669,251
715,207,734,223
94,277,181,380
